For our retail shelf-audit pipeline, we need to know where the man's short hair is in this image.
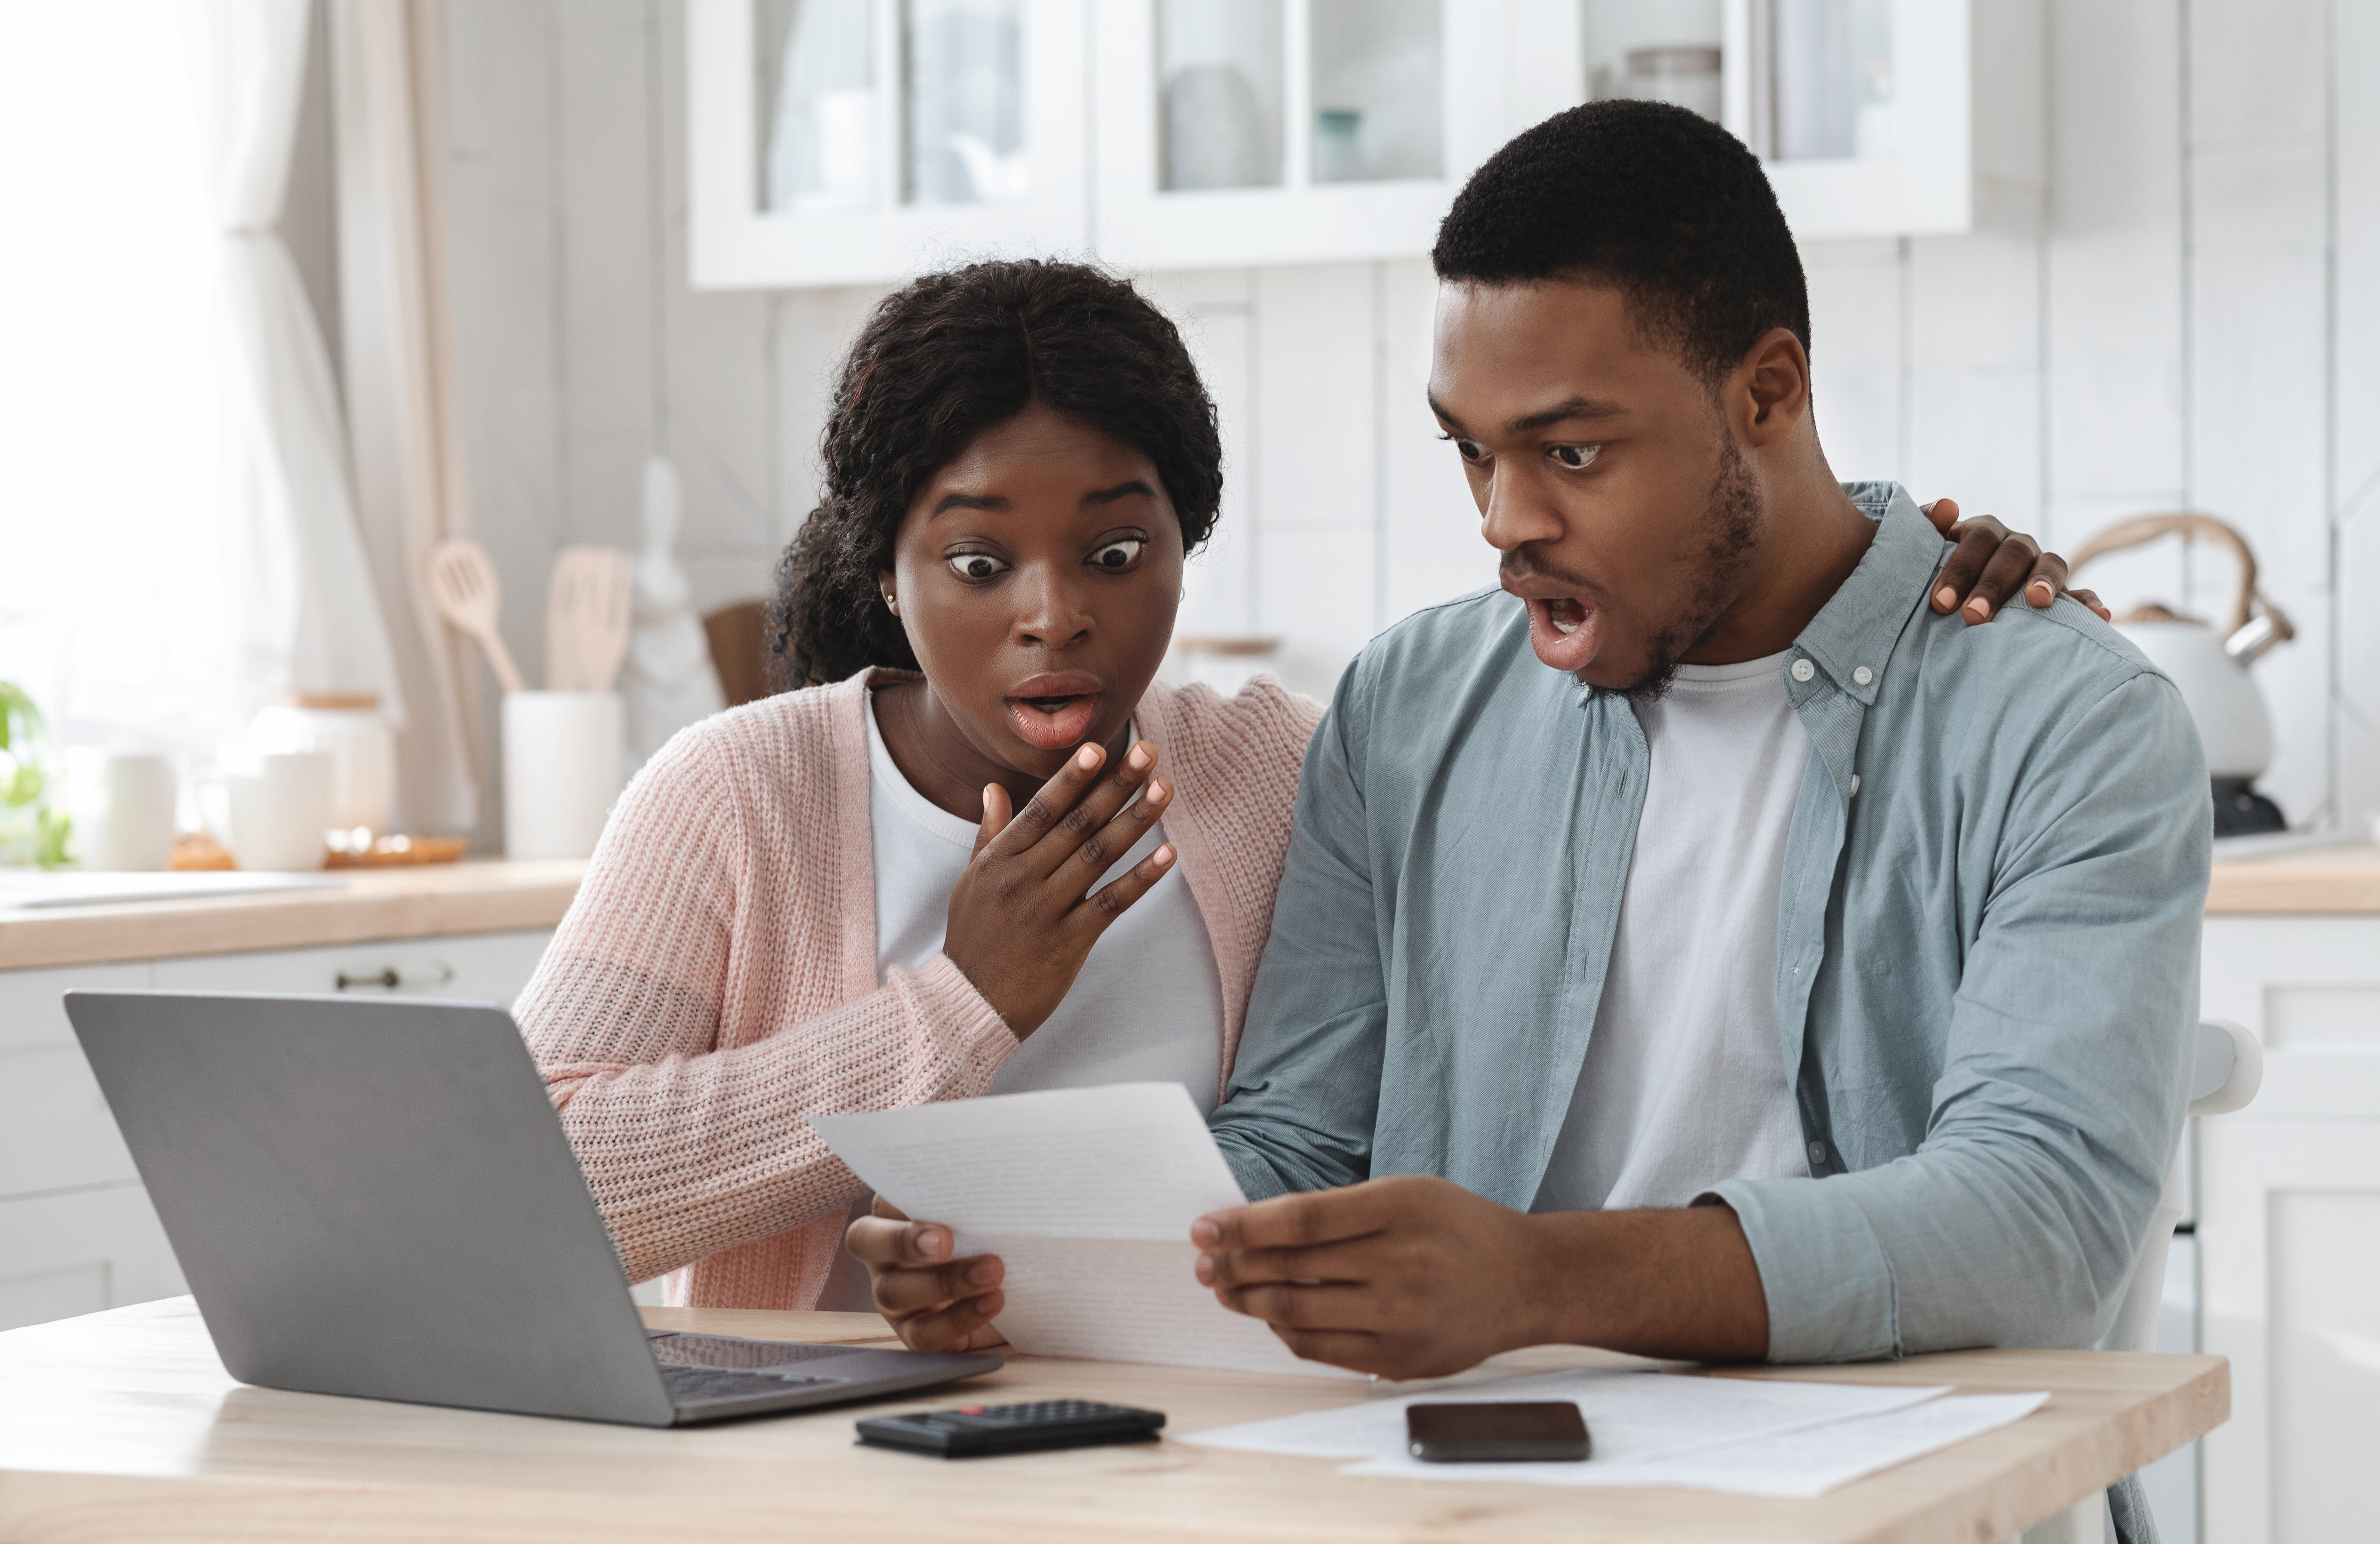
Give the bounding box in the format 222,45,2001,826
1432,100,1810,386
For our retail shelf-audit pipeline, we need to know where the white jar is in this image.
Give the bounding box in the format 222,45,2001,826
250,694,398,836
61,749,178,870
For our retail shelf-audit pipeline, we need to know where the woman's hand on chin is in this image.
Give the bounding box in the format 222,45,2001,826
844,1196,1011,1353
942,735,1177,1038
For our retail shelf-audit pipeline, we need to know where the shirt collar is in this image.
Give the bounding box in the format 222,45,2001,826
1787,482,1941,708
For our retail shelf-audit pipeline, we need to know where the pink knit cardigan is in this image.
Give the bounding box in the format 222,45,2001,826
516,668,1323,1310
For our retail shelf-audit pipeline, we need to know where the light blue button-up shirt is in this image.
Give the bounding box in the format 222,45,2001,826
1210,483,2212,1362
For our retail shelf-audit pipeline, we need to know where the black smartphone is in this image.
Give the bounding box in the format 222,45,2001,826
1405,1401,1591,1463
855,1399,1165,1458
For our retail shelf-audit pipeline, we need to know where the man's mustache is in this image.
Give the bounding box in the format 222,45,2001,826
1499,549,1607,600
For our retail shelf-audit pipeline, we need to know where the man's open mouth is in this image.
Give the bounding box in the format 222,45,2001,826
1522,594,1605,674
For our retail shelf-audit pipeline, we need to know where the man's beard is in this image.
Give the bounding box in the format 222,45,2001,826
1588,436,1764,704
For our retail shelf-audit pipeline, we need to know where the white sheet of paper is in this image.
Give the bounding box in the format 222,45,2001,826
810,1083,1348,1376
1181,1367,1951,1469
1527,1391,2051,1498
1184,1367,2046,1496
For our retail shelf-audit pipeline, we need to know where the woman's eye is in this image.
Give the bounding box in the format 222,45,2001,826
1549,444,1602,471
1087,537,1147,572
945,553,1010,581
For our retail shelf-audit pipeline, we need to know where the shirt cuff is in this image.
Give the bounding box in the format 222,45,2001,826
1704,1176,1902,1363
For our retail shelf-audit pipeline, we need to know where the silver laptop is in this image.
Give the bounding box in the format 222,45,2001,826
64,990,1001,1426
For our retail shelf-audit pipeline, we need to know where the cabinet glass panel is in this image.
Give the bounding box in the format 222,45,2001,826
756,0,881,213
1752,0,1896,161
1584,0,1722,123
1308,0,1441,184
905,0,1027,205
1156,0,1283,191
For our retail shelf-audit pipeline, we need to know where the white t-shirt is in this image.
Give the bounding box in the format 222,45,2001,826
1531,649,1816,1215
864,697,1226,1108
813,699,1231,1311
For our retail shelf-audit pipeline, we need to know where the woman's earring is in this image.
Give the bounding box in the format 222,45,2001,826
883,592,899,616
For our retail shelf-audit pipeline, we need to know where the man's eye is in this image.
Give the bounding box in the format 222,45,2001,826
945,553,1010,581
1088,537,1146,572
1440,434,1487,463
1549,444,1602,471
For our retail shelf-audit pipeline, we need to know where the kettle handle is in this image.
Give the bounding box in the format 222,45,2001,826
2067,512,2294,645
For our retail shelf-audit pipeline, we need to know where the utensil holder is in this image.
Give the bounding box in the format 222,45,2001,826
503,691,626,860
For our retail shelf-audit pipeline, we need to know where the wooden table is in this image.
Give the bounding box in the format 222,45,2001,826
0,1298,2225,1544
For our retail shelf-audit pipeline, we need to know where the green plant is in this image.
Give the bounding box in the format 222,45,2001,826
0,680,73,868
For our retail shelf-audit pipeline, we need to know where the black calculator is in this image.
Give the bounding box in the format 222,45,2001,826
855,1399,1166,1458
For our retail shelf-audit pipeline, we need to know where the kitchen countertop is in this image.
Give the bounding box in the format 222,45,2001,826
0,837,2369,975
2204,840,2380,914
0,860,587,971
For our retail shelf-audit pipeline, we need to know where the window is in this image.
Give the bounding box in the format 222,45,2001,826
0,2,243,754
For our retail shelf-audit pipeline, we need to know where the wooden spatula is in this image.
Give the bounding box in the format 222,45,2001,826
424,537,527,693
546,545,634,691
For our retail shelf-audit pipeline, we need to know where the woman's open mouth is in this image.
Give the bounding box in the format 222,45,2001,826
1004,673,1105,751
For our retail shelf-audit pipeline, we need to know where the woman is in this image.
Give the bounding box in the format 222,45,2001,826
517,258,2088,1322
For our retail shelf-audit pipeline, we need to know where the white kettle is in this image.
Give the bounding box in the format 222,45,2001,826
2071,515,2294,826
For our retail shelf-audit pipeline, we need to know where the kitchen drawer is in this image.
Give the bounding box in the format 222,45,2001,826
150,929,555,1007
0,964,152,1201
0,1185,184,1333
2201,915,2380,1119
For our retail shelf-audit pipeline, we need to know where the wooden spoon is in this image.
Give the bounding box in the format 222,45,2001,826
546,545,634,691
424,537,528,693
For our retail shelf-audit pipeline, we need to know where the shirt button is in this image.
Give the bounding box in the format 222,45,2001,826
1790,658,1816,683
1850,774,1861,796
1853,665,1873,686
1809,1140,1828,1166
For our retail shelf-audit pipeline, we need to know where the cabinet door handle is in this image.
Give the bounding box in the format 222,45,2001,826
335,961,457,993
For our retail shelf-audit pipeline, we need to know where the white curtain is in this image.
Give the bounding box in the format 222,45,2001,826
328,0,480,835
194,0,407,730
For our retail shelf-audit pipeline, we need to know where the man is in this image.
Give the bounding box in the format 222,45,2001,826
1191,95,2208,1433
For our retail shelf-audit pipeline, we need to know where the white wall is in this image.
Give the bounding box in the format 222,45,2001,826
442,0,2380,831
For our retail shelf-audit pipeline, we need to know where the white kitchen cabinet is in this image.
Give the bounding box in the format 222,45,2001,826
1088,0,1577,270
689,0,2037,287
687,0,1089,288
0,929,555,1333
147,929,556,1003
2195,914,2380,1544
1716,0,2043,240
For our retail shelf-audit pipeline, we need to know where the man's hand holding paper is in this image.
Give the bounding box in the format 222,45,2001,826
1192,1178,1771,1380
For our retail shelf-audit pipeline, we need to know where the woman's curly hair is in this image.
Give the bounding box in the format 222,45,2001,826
765,260,1223,690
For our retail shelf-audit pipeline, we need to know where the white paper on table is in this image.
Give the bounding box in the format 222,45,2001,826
1183,1368,1963,1482
809,1083,1352,1377
1550,1391,2053,1497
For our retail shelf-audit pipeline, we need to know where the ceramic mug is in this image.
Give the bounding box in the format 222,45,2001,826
208,748,333,871
62,749,178,871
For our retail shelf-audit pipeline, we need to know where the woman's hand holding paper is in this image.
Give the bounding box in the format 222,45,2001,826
843,1196,1011,1352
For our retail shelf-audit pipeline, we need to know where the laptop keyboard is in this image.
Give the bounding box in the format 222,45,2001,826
648,1333,865,1370
660,1364,839,1405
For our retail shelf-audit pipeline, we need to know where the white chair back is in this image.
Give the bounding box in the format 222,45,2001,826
2105,1018,2262,1356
